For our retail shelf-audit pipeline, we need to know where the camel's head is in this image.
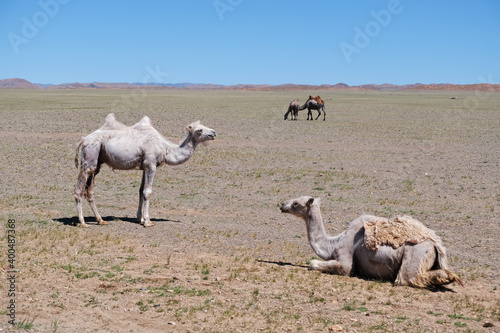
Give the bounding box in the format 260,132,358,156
186,121,216,143
280,196,320,218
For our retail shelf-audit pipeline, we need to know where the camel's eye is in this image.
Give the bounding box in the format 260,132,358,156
196,128,203,134
292,202,298,208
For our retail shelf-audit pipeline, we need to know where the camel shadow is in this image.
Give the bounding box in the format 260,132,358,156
426,285,457,293
359,277,458,292
54,216,180,226
256,259,309,269
257,260,458,292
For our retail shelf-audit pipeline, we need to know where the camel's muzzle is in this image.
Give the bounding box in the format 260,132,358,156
207,131,216,140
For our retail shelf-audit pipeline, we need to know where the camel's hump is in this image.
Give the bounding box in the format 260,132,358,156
132,116,154,130
101,113,127,130
363,216,439,251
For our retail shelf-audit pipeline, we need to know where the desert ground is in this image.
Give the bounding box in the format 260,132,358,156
0,89,499,332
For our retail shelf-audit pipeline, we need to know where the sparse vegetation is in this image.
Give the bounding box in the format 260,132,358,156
0,89,499,332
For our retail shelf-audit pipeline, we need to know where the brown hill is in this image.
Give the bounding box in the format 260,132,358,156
407,83,500,92
358,83,424,90
0,78,41,89
47,82,139,89
48,82,88,89
1,78,499,92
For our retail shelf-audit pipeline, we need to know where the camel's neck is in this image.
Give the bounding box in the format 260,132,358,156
164,133,198,165
305,204,340,260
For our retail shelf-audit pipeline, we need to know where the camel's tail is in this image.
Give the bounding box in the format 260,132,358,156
74,139,83,168
434,243,464,287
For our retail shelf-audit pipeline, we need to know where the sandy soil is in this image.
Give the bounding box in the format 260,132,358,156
0,89,499,332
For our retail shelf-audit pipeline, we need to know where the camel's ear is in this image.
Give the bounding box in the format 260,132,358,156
306,197,315,207
186,121,201,133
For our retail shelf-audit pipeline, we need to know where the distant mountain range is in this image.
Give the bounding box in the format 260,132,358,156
1,78,499,92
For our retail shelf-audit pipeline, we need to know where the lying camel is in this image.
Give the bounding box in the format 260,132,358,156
74,113,216,227
280,196,463,288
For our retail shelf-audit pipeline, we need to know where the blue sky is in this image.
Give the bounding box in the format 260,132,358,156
1,0,499,85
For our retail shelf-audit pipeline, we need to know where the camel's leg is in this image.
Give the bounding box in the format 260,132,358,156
85,168,105,225
315,109,321,120
138,165,156,227
284,110,290,120
74,169,90,228
309,259,352,276
322,106,326,121
307,109,313,120
395,242,462,288
74,142,102,228
74,169,103,227
137,171,146,224
395,243,435,287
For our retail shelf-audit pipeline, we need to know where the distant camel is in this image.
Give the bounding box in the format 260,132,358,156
74,113,216,227
284,100,300,120
300,95,326,121
280,196,463,288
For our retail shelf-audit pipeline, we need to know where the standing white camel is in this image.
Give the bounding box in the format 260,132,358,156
74,113,216,227
280,196,463,288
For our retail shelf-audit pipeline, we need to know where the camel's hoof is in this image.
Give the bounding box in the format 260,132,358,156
143,221,155,228
98,220,108,225
78,223,89,228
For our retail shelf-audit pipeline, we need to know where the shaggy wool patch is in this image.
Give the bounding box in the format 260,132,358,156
363,216,440,251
